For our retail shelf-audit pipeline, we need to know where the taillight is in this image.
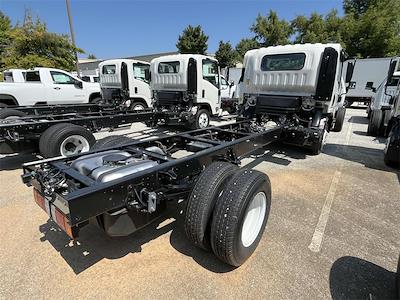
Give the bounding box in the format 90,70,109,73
33,189,46,211
33,189,76,239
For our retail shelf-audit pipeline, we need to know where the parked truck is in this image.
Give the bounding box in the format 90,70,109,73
0,67,101,107
18,44,355,268
343,57,395,108
238,43,352,154
99,59,151,110
383,65,400,168
367,58,400,136
150,54,222,129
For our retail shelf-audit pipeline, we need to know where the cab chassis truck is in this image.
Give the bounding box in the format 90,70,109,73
22,121,281,266
0,109,155,157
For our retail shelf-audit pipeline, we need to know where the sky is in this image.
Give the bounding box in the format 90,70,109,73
0,0,343,59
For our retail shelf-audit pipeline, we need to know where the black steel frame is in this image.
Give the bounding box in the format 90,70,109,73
22,121,282,228
0,109,155,143
1,103,116,116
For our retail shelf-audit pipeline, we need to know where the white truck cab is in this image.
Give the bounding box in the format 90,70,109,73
238,43,353,154
2,69,26,83
220,75,236,98
150,54,221,128
0,67,101,107
99,59,151,110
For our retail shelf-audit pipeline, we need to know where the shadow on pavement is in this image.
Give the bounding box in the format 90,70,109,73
38,200,234,275
329,256,398,300
244,142,307,169
324,143,400,181
348,115,369,125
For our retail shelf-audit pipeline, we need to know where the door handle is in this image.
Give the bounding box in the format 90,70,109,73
202,90,205,98
53,87,61,90
135,87,138,94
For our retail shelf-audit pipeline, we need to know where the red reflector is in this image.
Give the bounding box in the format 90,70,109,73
33,189,46,211
33,189,76,239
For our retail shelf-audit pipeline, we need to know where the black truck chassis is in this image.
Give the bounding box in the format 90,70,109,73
0,109,155,154
22,121,281,237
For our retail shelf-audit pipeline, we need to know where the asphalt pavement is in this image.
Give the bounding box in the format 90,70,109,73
0,108,399,299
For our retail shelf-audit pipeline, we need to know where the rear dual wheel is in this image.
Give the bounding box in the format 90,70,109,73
184,162,271,266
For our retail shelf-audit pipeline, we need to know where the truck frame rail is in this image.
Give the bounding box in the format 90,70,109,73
22,121,282,231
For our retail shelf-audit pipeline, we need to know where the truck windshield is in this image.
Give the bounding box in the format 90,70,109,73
102,65,116,75
158,61,180,74
202,59,219,88
261,53,306,71
133,63,150,83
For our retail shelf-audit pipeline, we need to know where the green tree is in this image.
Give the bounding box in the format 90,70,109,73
292,10,343,44
0,11,11,67
176,25,208,54
251,10,292,46
215,41,237,69
343,0,378,16
342,0,400,57
235,38,259,61
87,54,97,59
1,10,83,71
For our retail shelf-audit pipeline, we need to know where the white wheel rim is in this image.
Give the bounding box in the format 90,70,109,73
198,112,209,128
133,104,145,111
59,135,90,156
241,191,267,247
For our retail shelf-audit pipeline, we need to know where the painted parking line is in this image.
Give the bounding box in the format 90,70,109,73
308,119,353,253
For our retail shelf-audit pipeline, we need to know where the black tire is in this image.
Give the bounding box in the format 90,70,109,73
90,97,102,104
0,109,25,119
332,107,346,132
384,122,400,168
91,135,133,151
309,129,326,155
210,169,271,267
367,110,382,136
39,123,95,158
184,161,239,250
192,109,210,129
131,102,147,111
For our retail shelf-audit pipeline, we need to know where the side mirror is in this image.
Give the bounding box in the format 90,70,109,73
386,60,397,87
389,95,395,105
345,62,354,83
74,80,83,89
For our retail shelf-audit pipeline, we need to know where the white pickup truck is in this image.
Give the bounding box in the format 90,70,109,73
0,67,101,107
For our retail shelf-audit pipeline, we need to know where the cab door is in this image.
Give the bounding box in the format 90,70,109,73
131,62,151,107
199,59,220,114
50,71,86,104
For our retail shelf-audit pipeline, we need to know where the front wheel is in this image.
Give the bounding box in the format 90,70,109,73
193,109,210,129
130,102,147,111
384,119,400,168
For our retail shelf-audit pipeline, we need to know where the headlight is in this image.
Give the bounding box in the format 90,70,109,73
191,106,198,115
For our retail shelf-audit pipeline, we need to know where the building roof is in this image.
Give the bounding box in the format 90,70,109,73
78,51,179,72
